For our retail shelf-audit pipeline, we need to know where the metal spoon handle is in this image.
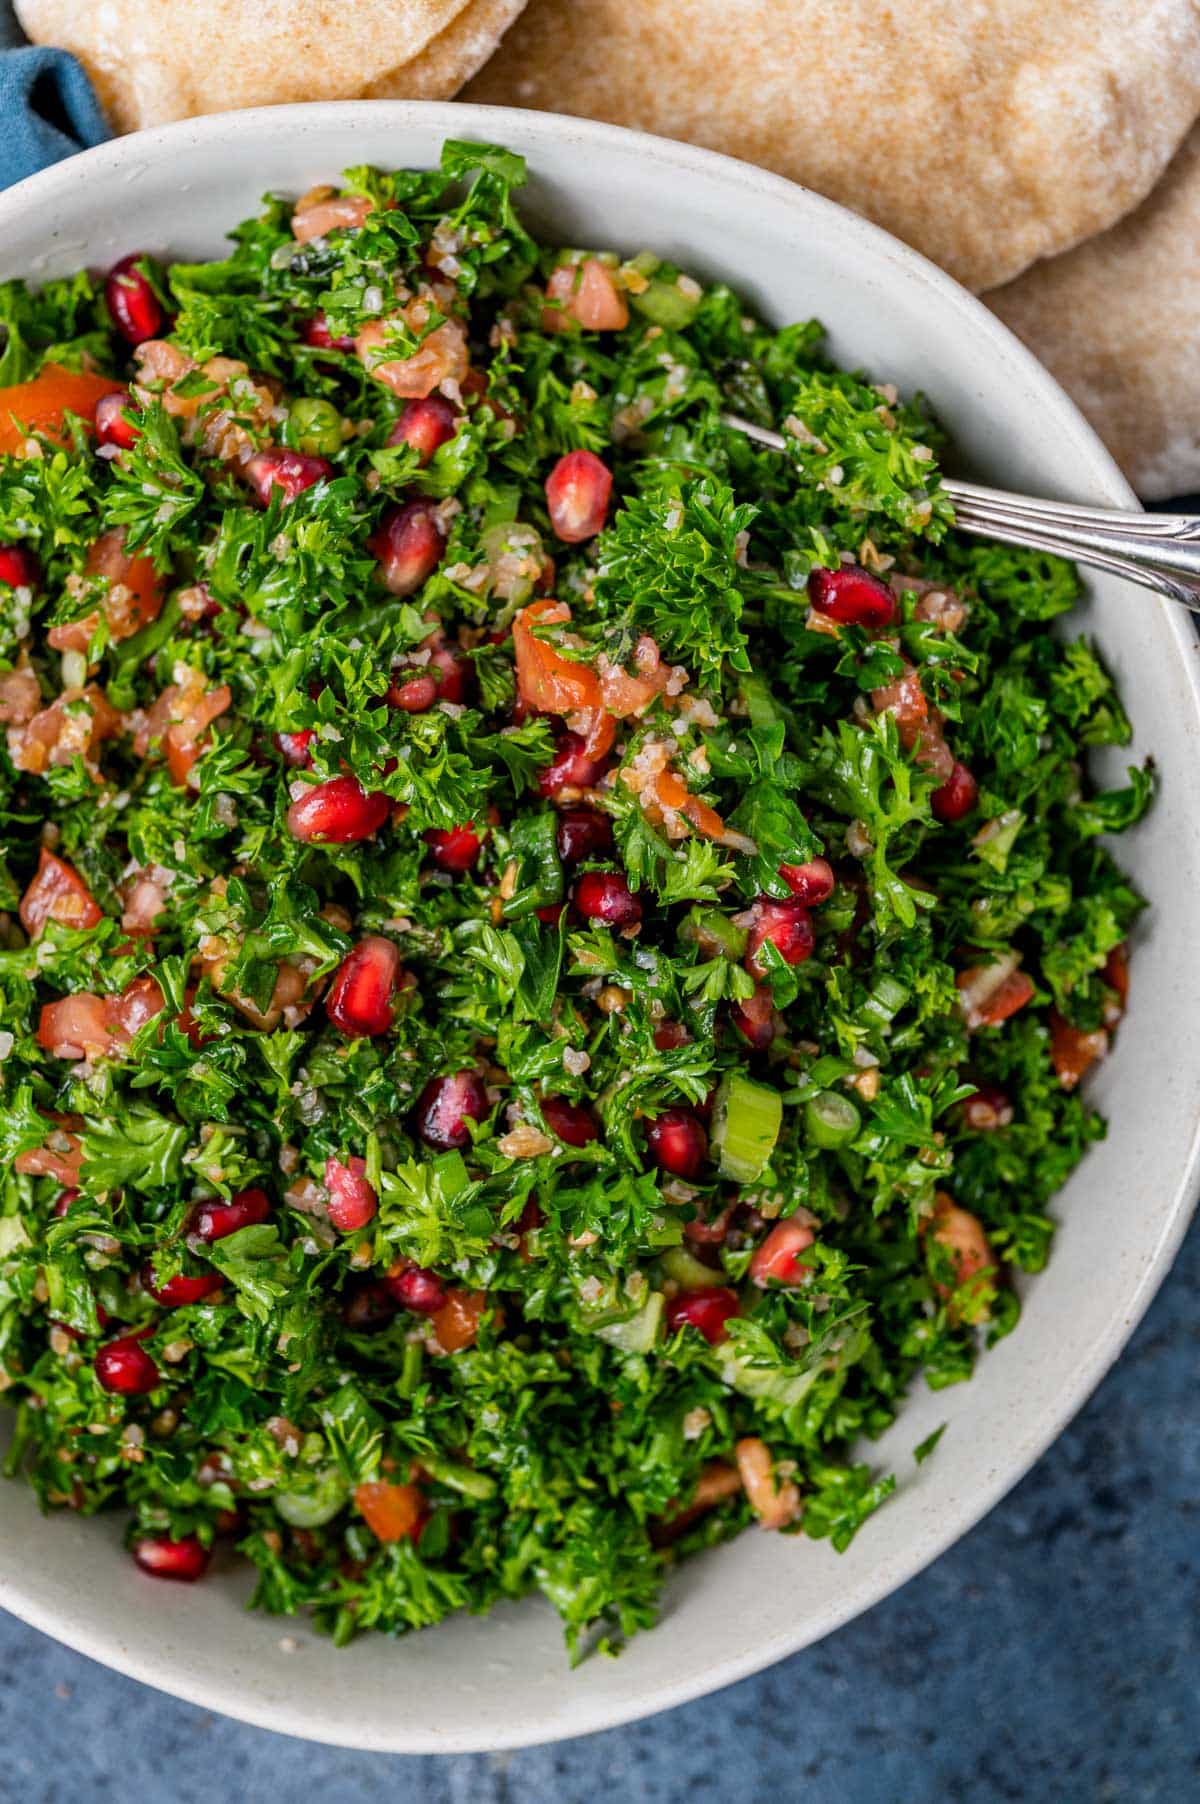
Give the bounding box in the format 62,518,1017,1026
720,412,1200,613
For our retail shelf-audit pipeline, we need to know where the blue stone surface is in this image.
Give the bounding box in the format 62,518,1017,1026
3,1216,1197,1802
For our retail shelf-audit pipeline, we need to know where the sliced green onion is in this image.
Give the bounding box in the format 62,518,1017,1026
711,1072,782,1183
420,1454,497,1501
631,277,700,330
595,1290,664,1354
863,975,909,1026
804,1089,862,1150
660,1246,725,1289
275,1467,350,1528
395,1339,424,1399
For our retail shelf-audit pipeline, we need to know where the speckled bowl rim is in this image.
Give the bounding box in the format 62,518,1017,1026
0,100,1197,1753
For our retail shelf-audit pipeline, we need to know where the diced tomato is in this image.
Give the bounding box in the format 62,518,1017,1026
430,1288,487,1353
1104,942,1130,1010
957,954,1035,1030
1049,1012,1109,1090
353,1480,424,1543
750,1219,816,1287
0,364,123,456
37,975,164,1061
513,600,614,762
665,1287,740,1345
542,259,629,332
49,528,164,653
292,193,373,244
355,311,469,400
927,1192,995,1308
19,848,102,938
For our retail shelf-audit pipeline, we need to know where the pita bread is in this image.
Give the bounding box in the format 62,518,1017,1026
987,126,1200,500
15,0,527,129
365,0,525,100
466,0,1200,293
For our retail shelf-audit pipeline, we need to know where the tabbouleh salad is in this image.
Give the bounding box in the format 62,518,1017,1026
0,141,1150,1658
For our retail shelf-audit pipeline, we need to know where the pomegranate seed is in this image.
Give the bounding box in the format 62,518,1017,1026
132,1534,210,1582
246,448,333,507
423,823,482,873
542,1095,600,1147
369,500,446,596
326,936,402,1037
556,807,614,865
342,1281,398,1332
0,545,38,590
545,450,613,543
808,563,897,628
142,1261,223,1307
414,1071,487,1151
931,761,979,823
779,857,835,905
105,253,163,345
665,1286,740,1345
574,870,642,927
750,1219,815,1286
53,1187,81,1218
389,648,468,713
384,1261,447,1315
287,775,390,844
325,1155,378,1231
388,395,459,466
275,727,314,768
645,1108,708,1179
302,310,355,352
652,1020,690,1052
731,984,775,1049
194,1186,271,1243
94,390,141,450
537,730,609,796
745,899,815,976
962,1086,1014,1131
95,1336,160,1395
388,672,437,712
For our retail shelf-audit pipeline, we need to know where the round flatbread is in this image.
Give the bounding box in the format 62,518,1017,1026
465,0,1200,293
365,0,525,100
987,126,1200,500
15,0,526,129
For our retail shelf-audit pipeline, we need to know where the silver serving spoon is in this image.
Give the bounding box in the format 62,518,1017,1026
721,413,1200,614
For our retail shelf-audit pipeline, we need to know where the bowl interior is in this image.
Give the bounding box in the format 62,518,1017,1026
1,101,1198,1753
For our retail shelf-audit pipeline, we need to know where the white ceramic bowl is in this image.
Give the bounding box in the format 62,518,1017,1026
1,101,1198,1754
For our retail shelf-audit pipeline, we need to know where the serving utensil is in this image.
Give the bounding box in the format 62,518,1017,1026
722,412,1200,613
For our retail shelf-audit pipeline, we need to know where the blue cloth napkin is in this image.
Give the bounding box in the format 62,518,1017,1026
0,44,109,186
